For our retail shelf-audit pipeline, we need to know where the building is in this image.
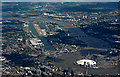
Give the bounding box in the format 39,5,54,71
76,59,96,68
23,22,29,27
30,38,44,47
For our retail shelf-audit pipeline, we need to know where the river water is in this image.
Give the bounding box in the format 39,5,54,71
29,22,55,51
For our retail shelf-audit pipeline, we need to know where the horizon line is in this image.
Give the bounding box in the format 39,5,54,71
1,0,120,2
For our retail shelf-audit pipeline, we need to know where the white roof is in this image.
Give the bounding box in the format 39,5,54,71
76,59,96,65
0,56,6,61
30,38,42,46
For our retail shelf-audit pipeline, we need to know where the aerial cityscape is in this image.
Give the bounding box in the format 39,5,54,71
1,2,120,76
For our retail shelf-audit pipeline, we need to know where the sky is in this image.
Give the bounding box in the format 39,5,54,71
1,0,120,2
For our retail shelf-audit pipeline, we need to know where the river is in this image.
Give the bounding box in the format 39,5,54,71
29,22,55,51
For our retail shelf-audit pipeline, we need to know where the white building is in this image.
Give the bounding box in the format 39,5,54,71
24,22,29,27
30,38,44,47
0,56,6,61
76,59,96,67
